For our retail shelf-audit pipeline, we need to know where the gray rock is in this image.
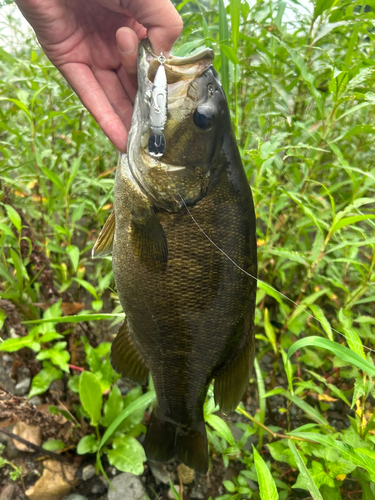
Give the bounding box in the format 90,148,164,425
190,486,205,500
62,495,88,500
29,396,42,406
91,481,106,494
149,461,171,484
82,464,95,481
14,377,30,395
107,473,146,500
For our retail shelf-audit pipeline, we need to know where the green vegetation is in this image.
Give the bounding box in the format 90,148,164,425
1,0,375,498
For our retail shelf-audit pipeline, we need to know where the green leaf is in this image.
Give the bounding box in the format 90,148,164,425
332,215,375,233
274,38,323,115
253,446,279,500
312,21,346,44
309,461,335,488
99,390,156,451
92,300,103,311
101,385,124,428
254,357,266,446
79,371,103,426
23,313,124,324
0,334,40,353
287,337,375,377
205,414,235,447
107,435,146,475
288,441,323,499
36,341,70,372
4,204,22,232
314,0,334,19
66,245,80,272
77,434,98,454
220,44,240,65
309,305,333,341
344,329,365,360
267,441,297,468
73,278,98,299
41,167,65,192
42,439,65,451
117,386,145,432
223,480,236,492
264,308,277,353
267,248,308,267
172,39,206,57
29,363,62,398
230,0,240,52
288,432,375,481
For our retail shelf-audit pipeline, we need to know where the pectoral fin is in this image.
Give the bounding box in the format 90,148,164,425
110,321,149,385
130,210,168,272
214,328,255,414
92,212,115,258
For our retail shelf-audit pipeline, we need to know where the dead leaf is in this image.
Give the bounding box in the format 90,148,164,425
25,459,78,500
317,394,338,402
12,421,41,452
99,166,116,178
177,463,195,484
61,302,85,316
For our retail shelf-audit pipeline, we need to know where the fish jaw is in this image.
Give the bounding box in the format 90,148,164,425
125,40,221,212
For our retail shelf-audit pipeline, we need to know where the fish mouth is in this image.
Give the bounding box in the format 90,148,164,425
127,39,214,173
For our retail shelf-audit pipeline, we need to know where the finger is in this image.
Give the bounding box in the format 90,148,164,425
94,66,134,133
61,62,128,152
116,64,137,106
116,27,139,80
126,0,183,56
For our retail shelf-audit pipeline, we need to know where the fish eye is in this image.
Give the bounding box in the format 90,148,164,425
193,104,215,130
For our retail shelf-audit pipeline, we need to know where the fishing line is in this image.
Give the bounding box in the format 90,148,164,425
164,170,375,356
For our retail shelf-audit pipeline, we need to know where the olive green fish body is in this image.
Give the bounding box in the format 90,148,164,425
95,40,257,473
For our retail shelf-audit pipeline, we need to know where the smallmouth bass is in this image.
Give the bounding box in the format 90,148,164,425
93,39,257,474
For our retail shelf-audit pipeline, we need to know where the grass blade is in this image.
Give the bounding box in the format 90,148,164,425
287,337,375,377
219,0,229,98
288,441,323,500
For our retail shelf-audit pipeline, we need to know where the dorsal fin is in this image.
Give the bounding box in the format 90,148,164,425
92,212,115,258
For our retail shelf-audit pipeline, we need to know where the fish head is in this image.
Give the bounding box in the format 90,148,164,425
126,39,229,211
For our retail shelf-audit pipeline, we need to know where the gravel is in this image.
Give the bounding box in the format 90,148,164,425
14,377,30,396
107,473,146,500
81,465,95,481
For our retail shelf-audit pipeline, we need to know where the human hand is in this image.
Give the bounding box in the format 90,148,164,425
14,0,183,152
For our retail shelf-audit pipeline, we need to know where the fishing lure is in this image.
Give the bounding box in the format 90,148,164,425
148,53,167,157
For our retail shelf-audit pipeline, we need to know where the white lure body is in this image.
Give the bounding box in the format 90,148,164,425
148,54,167,157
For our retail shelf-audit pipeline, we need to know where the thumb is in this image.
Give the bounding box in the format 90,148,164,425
126,0,183,56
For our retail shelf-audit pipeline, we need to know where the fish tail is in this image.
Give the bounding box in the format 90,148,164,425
144,406,175,463
175,420,208,475
145,407,208,474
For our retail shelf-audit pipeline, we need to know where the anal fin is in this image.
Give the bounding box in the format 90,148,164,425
92,212,115,258
214,328,255,414
110,321,149,385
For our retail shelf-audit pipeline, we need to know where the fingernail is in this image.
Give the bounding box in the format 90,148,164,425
118,33,137,56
